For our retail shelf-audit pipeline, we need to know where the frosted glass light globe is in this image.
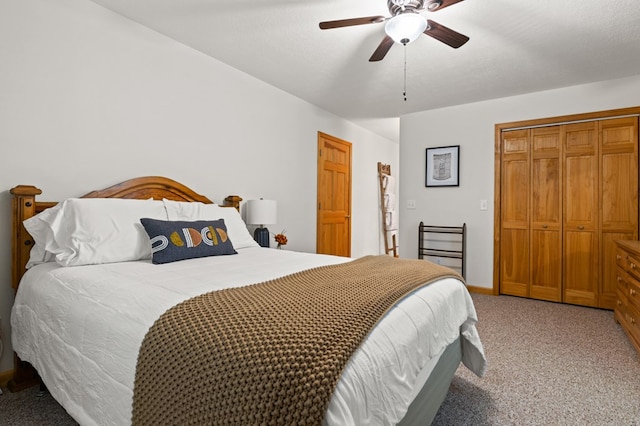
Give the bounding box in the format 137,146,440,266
385,13,427,45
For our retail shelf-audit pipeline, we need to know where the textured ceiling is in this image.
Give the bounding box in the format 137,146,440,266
87,0,640,142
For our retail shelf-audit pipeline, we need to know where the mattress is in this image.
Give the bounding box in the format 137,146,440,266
11,247,485,425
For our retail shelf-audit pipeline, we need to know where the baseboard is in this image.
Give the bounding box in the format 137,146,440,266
0,369,13,388
466,285,495,295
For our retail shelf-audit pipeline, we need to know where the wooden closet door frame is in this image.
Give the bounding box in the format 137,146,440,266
493,106,640,295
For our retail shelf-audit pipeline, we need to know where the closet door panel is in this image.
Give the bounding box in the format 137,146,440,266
530,127,562,302
502,137,529,224
601,117,639,150
502,158,529,223
564,155,597,227
501,228,529,297
600,117,638,308
602,152,637,229
563,152,599,305
601,117,638,231
564,122,598,306
531,157,560,223
564,230,598,307
500,129,530,297
531,229,562,301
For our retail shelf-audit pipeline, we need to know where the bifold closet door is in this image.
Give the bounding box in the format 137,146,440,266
500,127,563,301
530,127,562,302
563,122,599,307
600,117,638,309
497,109,639,309
562,117,639,308
500,129,530,297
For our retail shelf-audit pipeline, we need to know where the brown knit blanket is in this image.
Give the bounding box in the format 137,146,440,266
131,255,461,425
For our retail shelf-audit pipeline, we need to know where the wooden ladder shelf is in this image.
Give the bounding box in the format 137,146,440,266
378,162,398,257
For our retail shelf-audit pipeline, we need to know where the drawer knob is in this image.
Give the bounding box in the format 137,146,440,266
617,276,622,282
617,254,622,261
631,289,637,296
617,300,622,305
631,263,637,270
578,225,585,230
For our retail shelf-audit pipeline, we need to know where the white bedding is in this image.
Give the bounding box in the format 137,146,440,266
11,247,485,426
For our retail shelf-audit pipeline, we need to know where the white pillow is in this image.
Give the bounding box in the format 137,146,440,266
25,198,167,267
23,203,64,268
25,245,54,269
163,199,259,249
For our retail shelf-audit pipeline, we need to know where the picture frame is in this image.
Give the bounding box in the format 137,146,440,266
425,145,460,187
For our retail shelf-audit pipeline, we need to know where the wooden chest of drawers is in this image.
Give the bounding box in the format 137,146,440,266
615,240,640,355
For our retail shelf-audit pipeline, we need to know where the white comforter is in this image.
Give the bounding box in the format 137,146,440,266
11,247,485,425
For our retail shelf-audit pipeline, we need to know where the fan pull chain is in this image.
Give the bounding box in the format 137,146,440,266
403,42,407,101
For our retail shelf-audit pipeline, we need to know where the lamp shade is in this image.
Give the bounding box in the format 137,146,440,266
385,13,427,45
246,199,277,226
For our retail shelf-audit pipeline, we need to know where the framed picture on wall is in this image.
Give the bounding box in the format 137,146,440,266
425,145,460,187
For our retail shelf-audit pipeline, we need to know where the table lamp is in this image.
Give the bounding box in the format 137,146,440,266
246,199,277,248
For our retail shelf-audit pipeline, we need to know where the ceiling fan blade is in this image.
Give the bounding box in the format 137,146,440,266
369,35,394,62
424,20,469,48
424,0,465,12
319,16,386,30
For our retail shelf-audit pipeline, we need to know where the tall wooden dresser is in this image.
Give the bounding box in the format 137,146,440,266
615,240,640,355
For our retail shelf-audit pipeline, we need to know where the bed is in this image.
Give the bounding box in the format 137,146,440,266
9,176,486,425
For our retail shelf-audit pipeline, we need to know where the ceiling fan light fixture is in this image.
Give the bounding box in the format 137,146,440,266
426,0,443,11
384,13,427,45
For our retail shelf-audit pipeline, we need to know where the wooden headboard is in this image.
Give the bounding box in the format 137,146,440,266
10,176,242,292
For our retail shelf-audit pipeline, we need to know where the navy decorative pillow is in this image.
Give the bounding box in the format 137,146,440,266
140,218,237,264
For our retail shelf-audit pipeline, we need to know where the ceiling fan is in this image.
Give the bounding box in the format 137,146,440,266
319,0,469,62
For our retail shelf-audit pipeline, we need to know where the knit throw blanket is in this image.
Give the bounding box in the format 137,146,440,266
131,255,461,425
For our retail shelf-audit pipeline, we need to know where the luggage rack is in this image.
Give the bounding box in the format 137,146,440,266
418,222,466,278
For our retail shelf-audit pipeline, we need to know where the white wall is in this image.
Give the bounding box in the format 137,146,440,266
399,74,640,290
0,0,398,374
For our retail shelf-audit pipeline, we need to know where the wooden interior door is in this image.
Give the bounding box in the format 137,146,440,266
317,132,352,257
500,129,530,297
563,122,599,307
599,117,639,309
530,126,563,302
